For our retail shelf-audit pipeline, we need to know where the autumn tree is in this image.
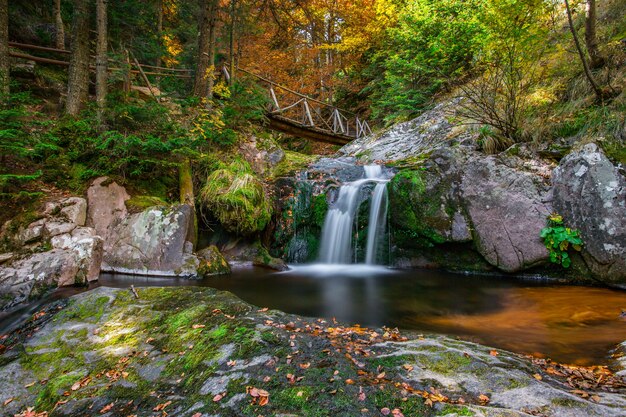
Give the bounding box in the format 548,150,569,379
0,0,8,96
65,0,91,115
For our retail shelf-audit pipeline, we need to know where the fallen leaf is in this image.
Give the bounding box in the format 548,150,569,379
478,394,490,404
391,408,405,417
490,350,498,356
24,381,36,388
376,372,386,379
533,373,543,381
402,364,414,372
258,307,269,312
153,400,172,411
381,407,391,415
3,398,13,406
100,403,114,413
192,324,205,329
213,393,225,402
345,379,355,385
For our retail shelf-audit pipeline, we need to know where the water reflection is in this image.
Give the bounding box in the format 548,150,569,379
2,266,625,366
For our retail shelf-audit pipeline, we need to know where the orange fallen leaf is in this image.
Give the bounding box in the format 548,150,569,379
533,373,543,381
100,403,114,413
490,350,498,356
299,362,310,369
192,324,205,329
345,379,355,385
153,400,172,411
478,394,490,404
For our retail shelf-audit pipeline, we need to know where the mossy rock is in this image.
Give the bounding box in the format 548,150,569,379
125,195,169,213
197,245,231,276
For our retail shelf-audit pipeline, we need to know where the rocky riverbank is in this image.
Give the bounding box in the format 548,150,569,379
1,287,625,417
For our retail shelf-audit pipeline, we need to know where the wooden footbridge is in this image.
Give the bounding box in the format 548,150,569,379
8,42,372,145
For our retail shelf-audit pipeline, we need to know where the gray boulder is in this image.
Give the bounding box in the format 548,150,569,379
0,197,103,311
461,155,552,272
102,204,200,277
552,143,626,285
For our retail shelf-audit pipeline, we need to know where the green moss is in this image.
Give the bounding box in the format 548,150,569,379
312,193,328,228
438,404,475,416
56,295,110,323
125,195,169,213
271,150,317,178
199,158,272,235
415,351,473,375
369,354,414,369
551,397,584,407
35,373,79,410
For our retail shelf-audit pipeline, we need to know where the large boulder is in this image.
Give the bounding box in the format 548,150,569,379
461,155,552,272
102,204,200,277
552,143,626,285
86,176,130,242
0,197,103,311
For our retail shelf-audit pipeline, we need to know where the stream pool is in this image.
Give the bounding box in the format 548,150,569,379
2,265,626,366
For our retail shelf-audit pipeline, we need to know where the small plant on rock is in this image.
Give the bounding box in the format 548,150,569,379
540,213,583,268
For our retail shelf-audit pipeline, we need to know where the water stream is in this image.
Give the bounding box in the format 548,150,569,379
318,164,390,264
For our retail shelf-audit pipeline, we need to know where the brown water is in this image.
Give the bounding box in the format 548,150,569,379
2,266,625,366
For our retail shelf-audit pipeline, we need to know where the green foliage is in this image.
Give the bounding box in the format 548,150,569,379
540,214,583,268
190,79,268,147
199,158,272,236
367,0,488,122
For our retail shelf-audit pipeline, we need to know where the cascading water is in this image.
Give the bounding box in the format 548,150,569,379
318,165,390,265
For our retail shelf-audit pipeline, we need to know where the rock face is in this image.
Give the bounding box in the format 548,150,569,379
461,155,552,272
1,287,624,417
102,204,200,277
0,197,103,310
86,176,130,242
388,148,552,273
552,143,626,285
239,135,285,175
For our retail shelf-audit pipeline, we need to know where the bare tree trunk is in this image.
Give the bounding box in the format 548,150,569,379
65,0,91,116
155,0,163,85
0,0,9,96
585,0,604,69
193,0,211,97
96,0,108,124
564,0,603,100
54,0,65,50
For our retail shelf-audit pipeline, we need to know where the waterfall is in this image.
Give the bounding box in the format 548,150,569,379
318,165,389,265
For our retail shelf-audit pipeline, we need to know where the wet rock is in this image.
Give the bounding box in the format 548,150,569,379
223,240,288,271
86,176,130,242
197,245,231,276
102,204,200,277
552,143,626,285
1,287,623,417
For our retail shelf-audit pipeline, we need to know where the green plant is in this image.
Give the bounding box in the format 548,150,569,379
540,213,583,268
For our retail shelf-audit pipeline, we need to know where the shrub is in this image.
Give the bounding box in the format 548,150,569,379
540,213,583,268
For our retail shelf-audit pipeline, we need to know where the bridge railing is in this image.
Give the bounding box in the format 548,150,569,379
234,67,372,139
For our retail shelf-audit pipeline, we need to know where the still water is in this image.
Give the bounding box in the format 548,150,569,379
2,265,626,366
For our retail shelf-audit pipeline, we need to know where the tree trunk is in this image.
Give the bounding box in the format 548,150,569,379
0,0,9,96
564,0,603,100
585,0,604,69
54,0,65,50
193,0,211,97
95,0,108,124
193,0,218,99
229,0,236,85
65,0,91,116
155,0,163,85
179,159,198,249
206,0,218,100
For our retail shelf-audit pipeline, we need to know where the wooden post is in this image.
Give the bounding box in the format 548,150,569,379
132,54,157,101
269,86,280,111
122,49,131,95
303,99,314,126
